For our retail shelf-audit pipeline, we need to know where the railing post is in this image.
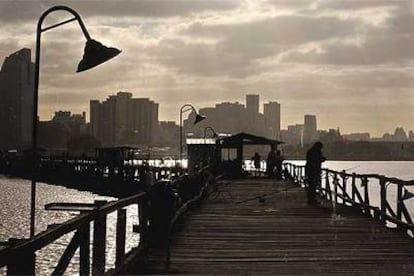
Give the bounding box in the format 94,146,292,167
138,196,149,246
334,173,338,204
79,222,90,276
397,184,403,230
362,177,370,214
341,171,347,205
351,173,356,203
325,172,330,200
116,208,127,269
7,239,36,276
92,200,107,276
379,177,387,225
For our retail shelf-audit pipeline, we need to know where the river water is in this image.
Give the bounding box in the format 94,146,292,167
1,161,414,274
0,176,139,275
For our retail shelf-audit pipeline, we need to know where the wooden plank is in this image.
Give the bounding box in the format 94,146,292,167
138,178,414,275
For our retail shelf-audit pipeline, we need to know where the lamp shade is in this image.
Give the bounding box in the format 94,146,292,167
77,39,121,72
401,189,414,201
194,114,206,124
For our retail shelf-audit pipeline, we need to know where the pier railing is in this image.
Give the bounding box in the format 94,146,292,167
284,162,414,237
0,168,214,275
0,193,148,275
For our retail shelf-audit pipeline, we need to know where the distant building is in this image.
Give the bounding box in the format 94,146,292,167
90,92,159,147
303,114,318,144
281,124,303,145
155,121,179,147
38,111,88,150
264,101,281,139
246,94,259,115
0,48,34,151
319,128,342,143
343,132,370,141
393,127,408,142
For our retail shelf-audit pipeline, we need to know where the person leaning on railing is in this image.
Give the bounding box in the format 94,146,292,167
305,142,326,205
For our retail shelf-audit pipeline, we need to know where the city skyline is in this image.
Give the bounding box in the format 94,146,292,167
0,1,413,137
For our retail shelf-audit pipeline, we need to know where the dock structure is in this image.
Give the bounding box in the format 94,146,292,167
142,177,414,275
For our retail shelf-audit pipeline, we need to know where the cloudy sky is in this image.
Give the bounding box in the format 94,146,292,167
0,0,413,137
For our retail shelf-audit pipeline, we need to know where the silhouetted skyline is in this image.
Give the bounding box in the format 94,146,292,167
0,1,413,137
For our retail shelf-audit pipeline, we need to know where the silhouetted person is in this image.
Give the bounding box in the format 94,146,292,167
266,146,277,177
252,152,261,177
305,142,326,205
274,150,284,179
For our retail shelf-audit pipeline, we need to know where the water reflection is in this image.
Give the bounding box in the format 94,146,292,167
0,175,139,274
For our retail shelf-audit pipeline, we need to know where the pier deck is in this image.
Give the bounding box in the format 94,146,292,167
144,178,414,275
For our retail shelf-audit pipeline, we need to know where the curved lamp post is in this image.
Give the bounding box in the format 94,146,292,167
204,126,218,138
30,5,121,237
179,104,206,162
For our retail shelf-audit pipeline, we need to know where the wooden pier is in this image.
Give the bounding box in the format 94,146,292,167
1,163,414,275
142,177,414,275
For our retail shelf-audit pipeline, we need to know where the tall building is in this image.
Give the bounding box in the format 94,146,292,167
246,94,259,115
90,92,159,147
264,101,281,139
303,114,318,144
0,48,34,150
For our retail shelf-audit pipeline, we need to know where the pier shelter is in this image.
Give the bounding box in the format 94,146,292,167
186,138,217,174
216,132,282,178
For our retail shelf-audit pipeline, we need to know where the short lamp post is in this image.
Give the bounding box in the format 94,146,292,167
30,5,121,237
204,126,218,138
179,104,206,162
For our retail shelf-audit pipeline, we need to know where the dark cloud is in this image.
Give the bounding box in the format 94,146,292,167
0,0,240,23
154,15,359,77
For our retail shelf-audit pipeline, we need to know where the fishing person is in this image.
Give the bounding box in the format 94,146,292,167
252,152,261,177
305,141,326,205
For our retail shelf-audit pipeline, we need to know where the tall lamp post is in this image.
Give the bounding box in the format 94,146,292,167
179,104,206,162
30,5,121,237
204,126,218,138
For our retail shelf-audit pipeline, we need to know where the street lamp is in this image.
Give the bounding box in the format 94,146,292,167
30,5,121,237
179,104,206,162
204,126,218,138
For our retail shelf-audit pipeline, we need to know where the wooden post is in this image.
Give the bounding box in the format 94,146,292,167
351,173,356,203
325,172,330,200
92,201,107,276
7,239,36,276
363,177,370,215
138,197,149,246
79,222,90,276
397,184,403,230
341,171,347,205
379,177,387,225
116,209,127,269
334,173,338,204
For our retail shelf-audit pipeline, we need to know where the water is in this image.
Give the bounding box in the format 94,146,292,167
0,176,139,275
1,161,414,274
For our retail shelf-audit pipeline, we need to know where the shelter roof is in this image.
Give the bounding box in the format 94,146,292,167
217,132,283,147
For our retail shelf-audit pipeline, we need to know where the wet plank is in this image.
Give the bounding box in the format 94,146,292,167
145,178,414,275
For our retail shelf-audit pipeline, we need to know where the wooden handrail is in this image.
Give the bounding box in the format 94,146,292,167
284,162,414,237
0,192,147,267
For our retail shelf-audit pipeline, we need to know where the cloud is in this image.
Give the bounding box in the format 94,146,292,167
150,14,360,78
0,0,413,136
0,0,240,23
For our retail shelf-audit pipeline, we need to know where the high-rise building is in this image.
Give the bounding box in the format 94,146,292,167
90,92,159,147
264,101,281,139
0,48,34,150
246,94,259,115
303,114,318,144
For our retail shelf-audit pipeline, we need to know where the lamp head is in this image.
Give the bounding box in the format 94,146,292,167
77,39,121,72
194,114,206,125
401,189,414,201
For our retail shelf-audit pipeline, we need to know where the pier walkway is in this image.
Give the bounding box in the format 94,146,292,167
143,178,414,275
